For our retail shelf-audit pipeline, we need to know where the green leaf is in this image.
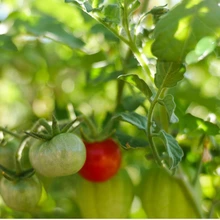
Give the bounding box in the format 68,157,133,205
155,61,186,89
122,95,145,111
185,36,217,64
158,94,179,123
158,130,184,169
127,0,140,16
0,35,18,52
115,131,148,149
103,4,121,24
118,74,153,99
83,1,93,12
180,113,220,136
152,0,220,62
15,15,85,49
113,112,147,131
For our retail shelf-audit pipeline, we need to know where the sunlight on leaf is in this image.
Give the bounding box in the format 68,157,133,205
174,16,191,41
186,36,217,64
152,0,220,62
185,0,202,9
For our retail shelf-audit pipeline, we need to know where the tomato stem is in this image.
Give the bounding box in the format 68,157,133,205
0,127,21,139
39,118,52,135
52,115,61,136
192,134,207,186
146,87,165,167
15,136,30,175
82,115,98,139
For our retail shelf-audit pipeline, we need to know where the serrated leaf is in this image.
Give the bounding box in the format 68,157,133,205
115,131,148,149
158,130,184,169
103,4,121,24
152,0,220,62
118,74,153,99
155,61,186,89
113,112,147,131
158,94,178,123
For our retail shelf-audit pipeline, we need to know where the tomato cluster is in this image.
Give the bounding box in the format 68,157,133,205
0,114,130,217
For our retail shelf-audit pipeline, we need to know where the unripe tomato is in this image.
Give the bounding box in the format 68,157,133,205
75,169,134,218
79,139,122,182
29,133,86,177
0,175,42,212
140,166,202,218
0,140,18,170
0,139,31,172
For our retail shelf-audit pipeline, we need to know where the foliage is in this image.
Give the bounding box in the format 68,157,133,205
0,0,220,218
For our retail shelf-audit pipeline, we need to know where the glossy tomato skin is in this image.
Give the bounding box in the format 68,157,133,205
79,139,122,182
75,169,134,218
0,175,42,212
29,133,86,177
140,166,202,218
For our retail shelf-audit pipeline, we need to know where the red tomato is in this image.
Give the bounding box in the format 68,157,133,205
79,139,122,182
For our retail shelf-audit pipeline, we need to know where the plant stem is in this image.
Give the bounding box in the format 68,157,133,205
0,127,20,139
88,8,152,80
159,89,169,132
15,136,30,175
146,87,165,166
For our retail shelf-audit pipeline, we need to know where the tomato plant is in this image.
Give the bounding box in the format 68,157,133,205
0,175,42,212
1,0,220,218
79,139,122,182
75,169,134,218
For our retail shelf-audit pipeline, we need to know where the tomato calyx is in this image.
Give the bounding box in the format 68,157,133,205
25,115,82,141
0,164,35,182
80,113,116,143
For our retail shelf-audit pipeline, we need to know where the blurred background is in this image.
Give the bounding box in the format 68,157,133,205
0,0,220,218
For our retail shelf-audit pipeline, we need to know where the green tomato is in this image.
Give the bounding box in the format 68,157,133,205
0,139,32,172
0,140,18,170
29,133,86,177
75,169,134,218
0,175,42,212
140,166,202,218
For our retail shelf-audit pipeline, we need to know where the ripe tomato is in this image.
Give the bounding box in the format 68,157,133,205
29,133,86,177
79,139,122,182
140,166,202,218
0,175,42,212
75,169,134,218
